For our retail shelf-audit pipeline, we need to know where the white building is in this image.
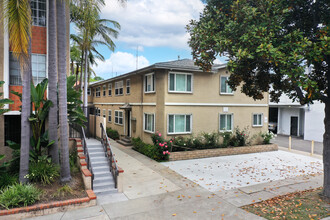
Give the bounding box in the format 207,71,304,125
269,95,324,142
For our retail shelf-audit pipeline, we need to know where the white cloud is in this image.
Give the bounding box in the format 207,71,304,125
102,0,204,49
93,51,150,79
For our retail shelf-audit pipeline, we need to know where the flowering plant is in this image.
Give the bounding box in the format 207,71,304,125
261,131,276,144
151,132,173,161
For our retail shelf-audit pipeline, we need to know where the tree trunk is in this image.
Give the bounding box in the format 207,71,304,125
19,39,32,183
75,63,79,91
79,51,84,100
57,0,71,183
83,49,88,116
48,0,59,165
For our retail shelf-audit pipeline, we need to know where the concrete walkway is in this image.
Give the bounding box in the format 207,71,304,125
25,139,324,220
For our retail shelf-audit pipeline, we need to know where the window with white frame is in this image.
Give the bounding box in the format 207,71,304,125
220,76,233,94
126,79,131,94
115,81,123,95
97,109,100,116
219,114,233,131
92,88,94,97
108,110,112,122
115,111,123,125
168,114,192,134
96,87,101,97
108,83,112,96
144,73,155,93
103,85,106,96
87,88,91,96
103,109,106,118
144,113,155,133
169,72,192,92
252,113,263,127
31,0,46,26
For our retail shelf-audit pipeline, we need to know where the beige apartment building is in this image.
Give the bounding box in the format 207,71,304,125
88,59,269,144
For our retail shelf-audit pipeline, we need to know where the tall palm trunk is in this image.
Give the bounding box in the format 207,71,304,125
57,0,71,182
48,0,59,165
79,50,84,99
83,49,88,116
19,39,32,183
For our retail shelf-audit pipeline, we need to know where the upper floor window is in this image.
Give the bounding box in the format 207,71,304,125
252,113,263,127
168,114,192,134
108,110,112,122
31,0,46,27
108,83,112,96
103,85,106,96
115,81,123,96
96,87,101,97
92,88,95,97
169,72,192,93
9,53,46,85
144,73,155,93
87,88,91,96
126,79,131,94
220,76,233,94
219,113,233,132
97,109,100,116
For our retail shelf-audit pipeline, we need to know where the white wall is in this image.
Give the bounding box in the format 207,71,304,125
304,101,324,142
278,107,301,136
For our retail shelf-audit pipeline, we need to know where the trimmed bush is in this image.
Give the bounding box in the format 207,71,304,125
132,136,169,161
106,127,119,140
0,183,41,209
27,160,60,185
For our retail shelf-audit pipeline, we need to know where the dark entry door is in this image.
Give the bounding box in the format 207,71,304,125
127,110,131,137
290,116,298,136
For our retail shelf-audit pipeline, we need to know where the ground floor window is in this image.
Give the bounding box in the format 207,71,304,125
5,115,21,144
219,113,233,131
115,111,123,125
168,114,192,134
253,113,263,127
103,109,106,118
144,113,155,133
108,110,112,122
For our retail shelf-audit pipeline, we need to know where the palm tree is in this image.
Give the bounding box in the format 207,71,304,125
48,0,59,165
3,0,32,183
57,0,71,182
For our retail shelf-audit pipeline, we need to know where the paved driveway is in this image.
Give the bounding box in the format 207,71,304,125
272,134,323,155
162,150,323,192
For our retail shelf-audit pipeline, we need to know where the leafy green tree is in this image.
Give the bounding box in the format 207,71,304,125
187,0,330,196
0,81,14,115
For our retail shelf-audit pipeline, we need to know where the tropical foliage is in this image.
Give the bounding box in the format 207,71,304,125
0,81,14,115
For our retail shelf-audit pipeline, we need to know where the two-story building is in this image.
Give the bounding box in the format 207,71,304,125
88,59,269,144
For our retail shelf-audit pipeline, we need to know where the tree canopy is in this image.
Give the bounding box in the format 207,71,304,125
187,0,329,104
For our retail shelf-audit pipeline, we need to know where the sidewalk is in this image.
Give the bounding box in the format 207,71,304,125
25,139,324,220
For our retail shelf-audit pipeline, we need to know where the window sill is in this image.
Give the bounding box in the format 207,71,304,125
167,132,192,135
252,125,263,128
114,123,123,126
219,130,233,133
115,94,124,96
168,91,193,94
220,93,234,95
144,130,155,134
144,91,155,94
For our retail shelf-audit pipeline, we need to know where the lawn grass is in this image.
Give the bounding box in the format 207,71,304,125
242,187,330,220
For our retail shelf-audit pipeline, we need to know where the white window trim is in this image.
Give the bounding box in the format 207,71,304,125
220,76,234,95
219,113,234,132
115,81,124,96
114,110,124,125
97,109,100,116
167,114,192,135
252,113,263,127
168,72,193,94
143,113,155,134
126,79,131,95
108,110,112,122
108,83,112,96
103,85,107,97
103,109,106,118
96,87,101,97
144,72,155,93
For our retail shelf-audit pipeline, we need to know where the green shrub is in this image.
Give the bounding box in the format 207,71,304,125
69,148,79,174
221,132,232,148
0,183,41,209
261,131,276,144
106,127,119,140
53,184,73,198
27,160,60,185
201,132,221,148
0,173,18,189
230,127,249,147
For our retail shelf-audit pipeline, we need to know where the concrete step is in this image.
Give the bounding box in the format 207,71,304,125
87,145,104,150
93,166,110,173
90,156,108,161
93,181,115,190
91,161,109,167
94,171,113,179
94,188,118,195
88,148,104,153
93,176,113,184
89,152,106,157
117,140,132,147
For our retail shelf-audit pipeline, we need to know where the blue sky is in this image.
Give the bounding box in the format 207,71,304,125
89,0,226,80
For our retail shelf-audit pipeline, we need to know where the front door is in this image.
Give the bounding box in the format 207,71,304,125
127,110,131,137
290,116,298,136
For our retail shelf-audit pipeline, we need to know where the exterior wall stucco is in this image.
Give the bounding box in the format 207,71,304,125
304,102,324,142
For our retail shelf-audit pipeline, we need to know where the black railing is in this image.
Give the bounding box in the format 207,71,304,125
100,123,119,188
81,126,94,189
69,123,81,138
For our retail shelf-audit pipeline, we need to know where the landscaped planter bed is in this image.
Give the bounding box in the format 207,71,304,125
169,144,278,161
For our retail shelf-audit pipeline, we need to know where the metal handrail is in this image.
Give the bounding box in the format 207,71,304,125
81,127,94,189
100,123,119,188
